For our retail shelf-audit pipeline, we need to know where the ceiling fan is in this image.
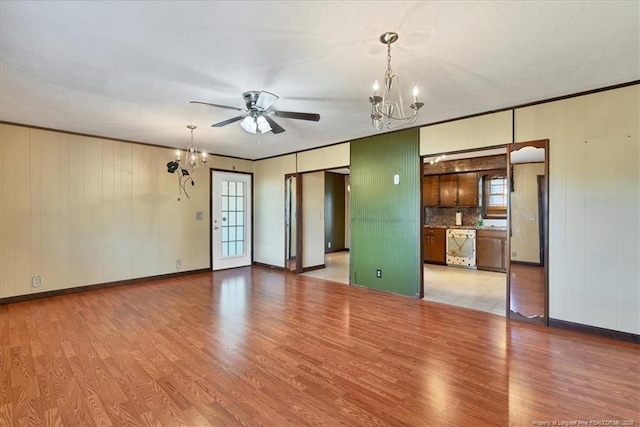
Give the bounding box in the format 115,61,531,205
190,91,320,135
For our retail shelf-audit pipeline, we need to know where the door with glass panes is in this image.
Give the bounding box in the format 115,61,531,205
212,171,252,270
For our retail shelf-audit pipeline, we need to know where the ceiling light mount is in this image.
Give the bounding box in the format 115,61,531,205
369,31,423,130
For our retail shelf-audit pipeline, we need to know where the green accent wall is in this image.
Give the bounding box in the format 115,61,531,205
324,172,346,253
350,128,421,296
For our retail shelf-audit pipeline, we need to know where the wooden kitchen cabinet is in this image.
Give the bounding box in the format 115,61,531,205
438,175,458,206
422,175,439,206
424,227,446,265
457,172,478,206
434,172,478,207
476,229,507,272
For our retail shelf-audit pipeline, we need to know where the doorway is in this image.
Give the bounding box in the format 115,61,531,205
211,171,252,271
285,168,350,283
421,147,508,316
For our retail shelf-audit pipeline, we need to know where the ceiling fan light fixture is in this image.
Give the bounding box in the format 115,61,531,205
240,116,257,133
256,115,272,134
192,90,319,135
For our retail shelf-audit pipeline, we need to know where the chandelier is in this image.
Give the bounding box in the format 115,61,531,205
166,125,208,200
369,32,424,130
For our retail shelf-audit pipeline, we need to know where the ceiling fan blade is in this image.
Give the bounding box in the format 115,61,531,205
190,100,244,111
273,110,321,122
263,116,286,134
212,115,247,127
255,91,279,111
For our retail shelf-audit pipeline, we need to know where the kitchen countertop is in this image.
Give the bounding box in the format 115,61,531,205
424,225,507,231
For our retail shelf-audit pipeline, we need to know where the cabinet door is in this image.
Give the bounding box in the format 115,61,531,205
431,229,447,264
457,172,478,206
439,175,458,206
476,236,504,271
424,228,446,264
422,175,439,206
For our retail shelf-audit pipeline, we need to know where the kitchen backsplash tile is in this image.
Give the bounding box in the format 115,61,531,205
425,207,481,226
425,207,507,227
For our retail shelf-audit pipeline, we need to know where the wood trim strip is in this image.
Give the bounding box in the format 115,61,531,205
4,81,637,163
510,260,543,267
252,262,285,271
549,319,639,344
301,264,326,273
0,268,211,305
295,173,303,274
0,121,254,161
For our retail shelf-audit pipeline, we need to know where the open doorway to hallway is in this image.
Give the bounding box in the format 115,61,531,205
296,168,350,284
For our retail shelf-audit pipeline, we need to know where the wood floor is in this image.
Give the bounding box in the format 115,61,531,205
509,263,545,318
1,267,638,426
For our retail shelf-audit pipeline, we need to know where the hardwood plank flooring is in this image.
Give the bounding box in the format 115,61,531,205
1,267,638,426
509,264,545,317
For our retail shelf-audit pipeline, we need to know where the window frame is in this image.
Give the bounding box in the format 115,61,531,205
481,170,508,219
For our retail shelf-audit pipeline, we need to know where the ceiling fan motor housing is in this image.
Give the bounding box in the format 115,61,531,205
243,91,262,110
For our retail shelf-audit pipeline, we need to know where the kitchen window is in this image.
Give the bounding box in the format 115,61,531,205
482,173,507,218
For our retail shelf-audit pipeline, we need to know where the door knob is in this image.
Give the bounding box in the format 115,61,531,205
214,226,219,230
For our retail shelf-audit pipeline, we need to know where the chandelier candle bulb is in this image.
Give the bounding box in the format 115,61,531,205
373,80,379,94
413,86,419,103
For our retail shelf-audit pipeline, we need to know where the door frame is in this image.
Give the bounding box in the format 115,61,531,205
284,173,303,273
209,169,254,271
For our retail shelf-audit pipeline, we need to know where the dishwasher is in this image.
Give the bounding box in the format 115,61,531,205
446,229,476,268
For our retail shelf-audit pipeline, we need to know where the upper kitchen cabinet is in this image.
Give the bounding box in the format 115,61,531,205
457,172,479,206
422,175,439,206
435,172,478,207
438,175,458,206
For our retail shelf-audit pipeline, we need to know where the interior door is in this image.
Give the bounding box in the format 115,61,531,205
212,171,252,270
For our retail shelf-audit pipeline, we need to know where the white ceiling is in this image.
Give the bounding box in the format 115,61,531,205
1,1,638,160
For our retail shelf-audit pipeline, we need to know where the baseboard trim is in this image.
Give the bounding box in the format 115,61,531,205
302,264,325,273
325,248,349,254
549,318,639,344
510,260,543,267
0,268,211,305
252,262,285,271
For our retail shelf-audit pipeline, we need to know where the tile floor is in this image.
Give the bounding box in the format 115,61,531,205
300,251,350,284
300,252,507,316
422,264,506,316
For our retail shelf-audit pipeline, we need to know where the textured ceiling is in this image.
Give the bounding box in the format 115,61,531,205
1,1,638,160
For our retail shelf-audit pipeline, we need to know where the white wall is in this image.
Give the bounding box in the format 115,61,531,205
515,85,639,334
420,110,512,155
253,154,296,267
510,163,545,264
301,172,325,268
0,124,254,298
297,143,349,172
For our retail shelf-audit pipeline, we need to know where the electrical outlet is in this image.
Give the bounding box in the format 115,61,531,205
176,259,183,270
32,276,41,288
512,251,517,257
328,241,332,249
376,269,382,278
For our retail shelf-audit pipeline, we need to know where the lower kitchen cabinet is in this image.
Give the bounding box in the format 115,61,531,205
476,229,507,272
424,227,446,265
